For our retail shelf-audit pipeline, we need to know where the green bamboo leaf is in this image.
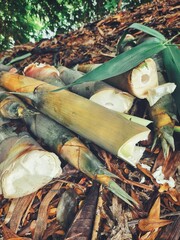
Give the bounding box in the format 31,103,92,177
6,53,32,66
162,45,180,115
52,39,166,92
117,23,165,49
128,23,166,41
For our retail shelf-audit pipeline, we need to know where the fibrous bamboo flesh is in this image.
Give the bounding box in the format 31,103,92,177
0,72,150,167
0,123,62,198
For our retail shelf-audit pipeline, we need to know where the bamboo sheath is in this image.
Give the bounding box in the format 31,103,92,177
0,72,150,166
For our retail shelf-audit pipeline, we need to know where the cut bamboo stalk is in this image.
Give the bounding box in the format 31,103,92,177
0,72,150,167
24,63,64,87
76,61,174,106
24,63,151,125
89,83,135,113
105,58,159,99
76,59,159,100
0,123,62,198
56,189,78,229
24,63,60,79
57,65,98,98
0,86,30,119
0,64,13,72
23,109,135,205
0,81,137,204
57,65,135,113
116,34,136,54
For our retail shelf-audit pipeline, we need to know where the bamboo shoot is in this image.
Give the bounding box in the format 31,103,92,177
23,109,135,205
0,72,150,167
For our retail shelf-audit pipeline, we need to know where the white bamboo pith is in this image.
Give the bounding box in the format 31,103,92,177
0,126,62,198
0,72,150,166
147,82,176,106
90,88,134,113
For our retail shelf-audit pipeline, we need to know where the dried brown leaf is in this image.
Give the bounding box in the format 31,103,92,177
33,181,62,240
138,218,173,232
2,224,32,240
9,193,36,233
149,197,160,219
138,197,173,232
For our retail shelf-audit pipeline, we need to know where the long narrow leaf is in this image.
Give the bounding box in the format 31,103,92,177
53,39,166,92
6,53,32,66
128,23,166,41
162,45,180,115
117,23,165,49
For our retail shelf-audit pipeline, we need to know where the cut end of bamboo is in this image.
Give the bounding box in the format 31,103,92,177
146,82,176,106
24,63,60,80
0,150,62,198
131,58,158,99
90,89,134,113
117,129,150,167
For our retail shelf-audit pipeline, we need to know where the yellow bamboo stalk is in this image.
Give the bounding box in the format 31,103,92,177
0,72,150,167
